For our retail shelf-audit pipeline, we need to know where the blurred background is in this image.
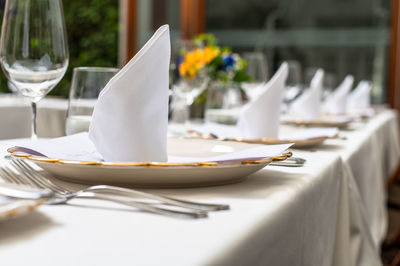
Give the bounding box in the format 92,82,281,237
0,0,393,104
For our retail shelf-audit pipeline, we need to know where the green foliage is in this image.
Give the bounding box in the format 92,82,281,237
0,0,119,97
53,0,119,97
192,33,218,47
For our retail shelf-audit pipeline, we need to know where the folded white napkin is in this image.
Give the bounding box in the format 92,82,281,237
237,62,288,138
347,80,372,111
15,132,292,163
287,69,324,120
88,25,170,162
322,75,354,114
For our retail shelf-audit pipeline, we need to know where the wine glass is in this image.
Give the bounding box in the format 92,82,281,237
0,0,69,140
66,67,119,135
170,39,208,125
283,60,303,103
242,52,268,101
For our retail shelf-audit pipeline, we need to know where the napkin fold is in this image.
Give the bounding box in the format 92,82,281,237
88,25,170,162
347,80,372,111
237,62,288,138
287,69,324,120
322,75,354,114
14,132,293,163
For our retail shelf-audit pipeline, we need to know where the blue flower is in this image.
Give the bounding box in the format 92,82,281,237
222,55,235,71
175,57,183,66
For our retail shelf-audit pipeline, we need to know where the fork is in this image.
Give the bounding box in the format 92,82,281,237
11,159,229,212
0,161,208,219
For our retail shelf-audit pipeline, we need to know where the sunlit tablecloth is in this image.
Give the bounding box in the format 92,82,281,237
0,110,398,266
0,94,67,139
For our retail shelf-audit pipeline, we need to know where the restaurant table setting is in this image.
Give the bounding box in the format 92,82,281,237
1,109,398,266
0,9,399,266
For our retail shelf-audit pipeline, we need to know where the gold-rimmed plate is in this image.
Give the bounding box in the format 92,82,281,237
187,130,334,149
0,197,43,222
8,138,292,188
280,118,353,128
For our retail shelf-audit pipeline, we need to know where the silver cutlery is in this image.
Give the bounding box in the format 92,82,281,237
11,159,229,212
269,157,306,167
0,182,54,200
0,160,211,219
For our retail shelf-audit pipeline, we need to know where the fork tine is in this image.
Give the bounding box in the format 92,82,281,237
2,166,31,186
9,160,46,188
12,159,68,195
13,159,70,194
0,168,17,184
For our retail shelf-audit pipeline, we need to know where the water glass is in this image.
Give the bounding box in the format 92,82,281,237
66,67,119,135
204,82,243,124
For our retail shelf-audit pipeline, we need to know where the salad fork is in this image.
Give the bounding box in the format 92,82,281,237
0,161,210,219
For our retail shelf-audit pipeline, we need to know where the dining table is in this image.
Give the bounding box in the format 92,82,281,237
0,97,399,266
0,94,68,139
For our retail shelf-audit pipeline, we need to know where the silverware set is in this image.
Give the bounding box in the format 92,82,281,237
0,159,229,219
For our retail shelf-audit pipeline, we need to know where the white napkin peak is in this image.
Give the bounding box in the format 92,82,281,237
288,69,324,120
237,62,288,138
89,25,170,162
347,80,371,111
323,75,354,114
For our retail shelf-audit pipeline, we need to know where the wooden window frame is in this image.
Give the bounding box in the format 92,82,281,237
119,0,206,65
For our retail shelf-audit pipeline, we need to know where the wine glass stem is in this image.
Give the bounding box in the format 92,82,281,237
31,102,38,140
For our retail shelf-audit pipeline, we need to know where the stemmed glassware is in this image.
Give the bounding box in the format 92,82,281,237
66,67,119,135
0,0,69,139
284,60,303,103
241,52,268,101
170,39,208,124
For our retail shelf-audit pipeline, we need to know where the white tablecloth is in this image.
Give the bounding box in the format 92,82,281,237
0,110,399,266
0,94,68,139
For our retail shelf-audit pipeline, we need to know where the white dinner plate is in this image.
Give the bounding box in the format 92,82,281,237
0,197,43,222
187,130,332,148
185,123,338,149
8,139,291,188
280,116,353,128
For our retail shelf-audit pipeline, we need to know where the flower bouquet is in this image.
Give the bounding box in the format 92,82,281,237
173,34,252,119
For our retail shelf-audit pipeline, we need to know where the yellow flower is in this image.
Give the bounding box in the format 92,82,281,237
203,46,219,63
193,48,204,62
179,46,219,80
179,61,197,80
179,63,188,76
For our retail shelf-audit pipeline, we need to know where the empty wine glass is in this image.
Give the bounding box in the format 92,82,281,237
170,39,208,124
0,0,69,139
284,60,303,104
242,52,268,101
66,67,119,135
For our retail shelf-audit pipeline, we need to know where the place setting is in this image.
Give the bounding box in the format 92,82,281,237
282,70,376,128
0,25,295,220
2,1,400,265
185,63,340,149
0,20,378,222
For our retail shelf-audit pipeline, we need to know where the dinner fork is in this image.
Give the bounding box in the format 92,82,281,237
0,161,208,219
10,159,229,212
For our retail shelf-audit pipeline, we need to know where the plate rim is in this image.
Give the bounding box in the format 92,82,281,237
7,147,292,168
280,118,352,127
187,130,336,145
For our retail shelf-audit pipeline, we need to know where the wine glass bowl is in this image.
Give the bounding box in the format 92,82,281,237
0,0,69,139
66,67,119,135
